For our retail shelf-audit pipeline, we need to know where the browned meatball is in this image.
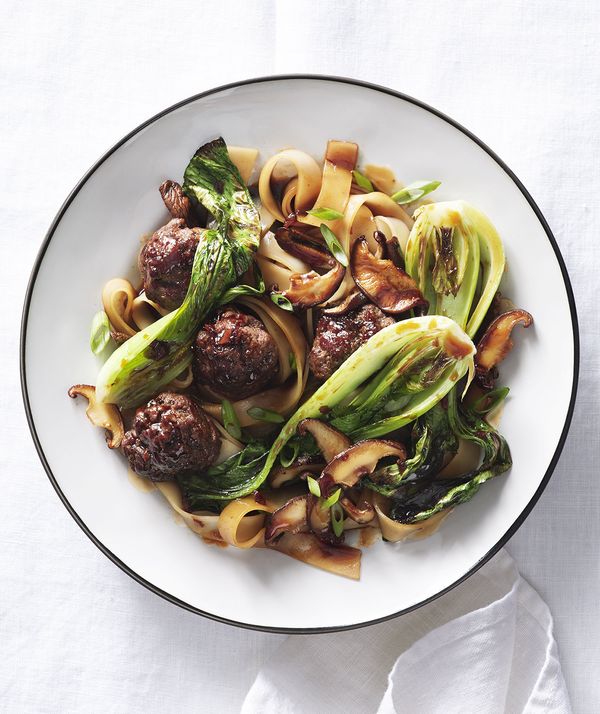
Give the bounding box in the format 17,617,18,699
193,308,279,400
122,392,219,481
309,304,395,380
139,218,201,310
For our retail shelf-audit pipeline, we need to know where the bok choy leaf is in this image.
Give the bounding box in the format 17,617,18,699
389,386,512,523
184,316,475,502
365,403,459,496
96,138,260,407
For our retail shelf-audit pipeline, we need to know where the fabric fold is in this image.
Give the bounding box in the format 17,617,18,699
242,550,570,714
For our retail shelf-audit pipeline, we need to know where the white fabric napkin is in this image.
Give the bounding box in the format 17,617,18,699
242,550,570,714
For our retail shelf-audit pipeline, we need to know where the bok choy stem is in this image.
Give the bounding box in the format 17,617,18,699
96,138,260,407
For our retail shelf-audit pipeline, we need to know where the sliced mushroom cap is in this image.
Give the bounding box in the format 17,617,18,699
269,456,324,488
68,384,124,448
320,439,407,492
476,309,533,387
321,288,368,315
159,180,199,227
283,214,328,247
264,495,310,543
275,226,334,269
351,236,427,314
297,418,352,463
281,262,346,309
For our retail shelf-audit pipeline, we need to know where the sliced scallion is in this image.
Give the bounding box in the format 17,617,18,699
221,399,242,440
391,180,441,205
352,170,374,192
307,207,344,221
319,224,348,267
247,406,285,424
307,475,321,498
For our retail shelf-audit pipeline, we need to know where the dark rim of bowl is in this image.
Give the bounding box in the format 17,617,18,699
20,74,580,634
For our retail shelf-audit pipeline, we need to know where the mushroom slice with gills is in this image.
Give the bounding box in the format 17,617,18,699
275,225,334,270
264,495,310,543
351,236,428,315
68,384,124,448
269,456,324,488
321,288,367,315
281,262,346,310
475,309,533,388
297,418,351,462
320,439,407,492
159,179,200,227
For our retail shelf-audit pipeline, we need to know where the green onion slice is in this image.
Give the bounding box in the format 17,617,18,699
352,170,374,192
319,224,348,267
322,488,342,509
391,180,441,205
247,406,285,424
271,293,294,311
307,475,321,498
307,207,344,221
221,399,242,440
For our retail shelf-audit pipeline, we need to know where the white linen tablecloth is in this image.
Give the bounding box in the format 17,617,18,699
1,0,599,711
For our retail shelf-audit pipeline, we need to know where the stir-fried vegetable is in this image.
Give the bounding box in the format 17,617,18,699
180,316,475,502
365,402,458,496
389,387,512,523
96,138,260,406
405,200,505,338
177,441,268,511
330,318,475,439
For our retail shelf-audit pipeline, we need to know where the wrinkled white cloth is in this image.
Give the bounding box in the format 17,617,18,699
242,551,570,714
2,0,599,712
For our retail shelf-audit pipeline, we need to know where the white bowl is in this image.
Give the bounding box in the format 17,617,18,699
21,76,579,632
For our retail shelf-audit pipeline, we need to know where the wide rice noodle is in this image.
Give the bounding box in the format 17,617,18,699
258,149,322,222
102,278,137,336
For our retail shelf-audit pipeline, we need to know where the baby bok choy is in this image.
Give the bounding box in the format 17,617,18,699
179,316,476,503
96,138,260,407
388,386,512,523
405,201,505,338
363,402,459,496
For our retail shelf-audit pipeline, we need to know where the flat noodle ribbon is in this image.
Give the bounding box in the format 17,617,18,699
370,492,451,542
270,532,361,579
102,278,137,336
227,146,259,185
218,496,274,548
300,140,358,227
258,149,322,222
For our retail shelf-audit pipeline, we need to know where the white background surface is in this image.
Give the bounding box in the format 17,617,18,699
1,0,598,712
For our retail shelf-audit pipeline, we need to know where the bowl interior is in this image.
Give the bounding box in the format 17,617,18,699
23,77,576,631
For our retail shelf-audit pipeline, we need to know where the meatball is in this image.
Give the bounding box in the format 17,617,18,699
139,218,201,310
309,304,395,380
193,308,279,400
122,392,219,481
